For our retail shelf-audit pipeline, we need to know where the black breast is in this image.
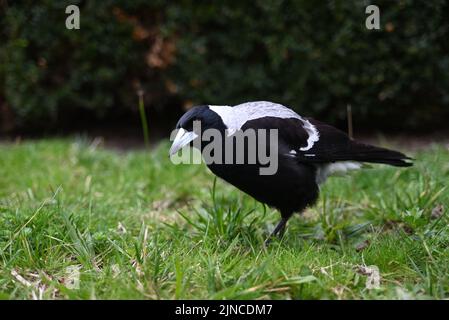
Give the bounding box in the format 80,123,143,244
206,129,319,216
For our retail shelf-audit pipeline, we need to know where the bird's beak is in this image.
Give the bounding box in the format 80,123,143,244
169,128,198,156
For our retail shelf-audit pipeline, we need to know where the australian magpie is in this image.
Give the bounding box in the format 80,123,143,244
169,101,412,243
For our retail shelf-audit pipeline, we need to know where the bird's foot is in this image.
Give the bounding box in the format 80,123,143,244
264,218,288,247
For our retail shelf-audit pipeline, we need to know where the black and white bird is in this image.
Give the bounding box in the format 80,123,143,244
169,101,412,243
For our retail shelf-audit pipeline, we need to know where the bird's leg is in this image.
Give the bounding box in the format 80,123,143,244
272,217,288,237
264,217,288,247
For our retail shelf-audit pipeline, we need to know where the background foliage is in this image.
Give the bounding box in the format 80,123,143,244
1,0,448,133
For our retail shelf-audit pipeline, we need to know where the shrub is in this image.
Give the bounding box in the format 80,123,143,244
1,0,448,132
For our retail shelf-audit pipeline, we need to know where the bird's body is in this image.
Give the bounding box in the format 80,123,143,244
208,154,319,220
170,101,412,242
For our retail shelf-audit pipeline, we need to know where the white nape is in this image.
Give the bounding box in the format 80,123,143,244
315,161,362,184
209,101,320,150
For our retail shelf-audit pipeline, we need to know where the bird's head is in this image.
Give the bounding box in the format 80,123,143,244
169,105,226,156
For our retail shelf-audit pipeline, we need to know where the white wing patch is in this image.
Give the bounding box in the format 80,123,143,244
209,101,319,150
299,117,320,151
315,161,362,184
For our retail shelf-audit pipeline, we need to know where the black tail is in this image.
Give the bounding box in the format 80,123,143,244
330,142,413,167
297,140,413,167
300,119,413,167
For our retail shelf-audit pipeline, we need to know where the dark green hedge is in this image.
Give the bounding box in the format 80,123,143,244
1,0,449,132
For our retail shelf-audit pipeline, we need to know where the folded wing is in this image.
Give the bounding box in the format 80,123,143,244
242,117,412,167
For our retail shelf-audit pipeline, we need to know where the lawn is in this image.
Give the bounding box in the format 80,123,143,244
0,139,448,299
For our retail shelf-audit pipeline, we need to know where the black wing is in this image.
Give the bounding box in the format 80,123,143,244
242,117,412,167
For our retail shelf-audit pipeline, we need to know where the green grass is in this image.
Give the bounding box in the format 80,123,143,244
0,139,448,299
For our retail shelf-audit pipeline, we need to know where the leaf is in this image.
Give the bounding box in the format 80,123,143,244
64,265,81,290
280,275,317,286
356,265,381,290
430,204,444,220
